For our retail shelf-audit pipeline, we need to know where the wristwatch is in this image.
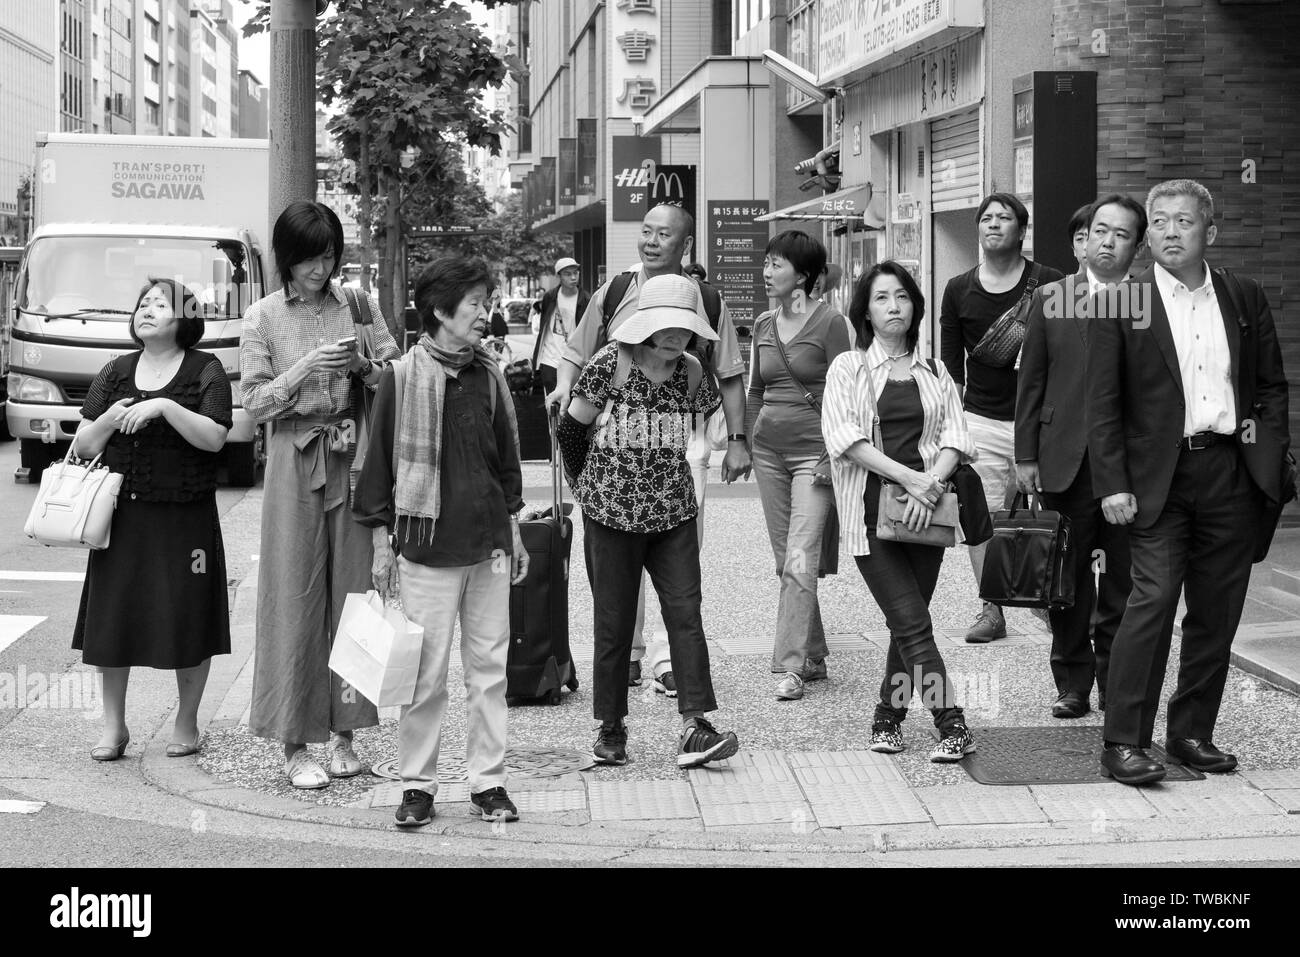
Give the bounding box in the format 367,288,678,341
727,433,747,444
356,356,374,380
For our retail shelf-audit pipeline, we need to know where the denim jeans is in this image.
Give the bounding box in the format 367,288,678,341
751,442,834,674
964,413,1015,598
584,516,718,721
855,535,964,733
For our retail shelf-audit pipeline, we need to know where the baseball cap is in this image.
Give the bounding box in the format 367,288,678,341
554,257,580,274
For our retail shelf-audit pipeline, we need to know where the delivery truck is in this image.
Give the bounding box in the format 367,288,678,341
5,133,270,485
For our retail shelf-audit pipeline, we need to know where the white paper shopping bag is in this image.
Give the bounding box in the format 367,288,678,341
329,591,423,707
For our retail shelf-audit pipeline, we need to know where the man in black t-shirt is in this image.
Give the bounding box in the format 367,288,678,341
940,192,1064,642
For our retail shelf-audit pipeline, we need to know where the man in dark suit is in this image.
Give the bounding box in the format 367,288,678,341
1017,194,1145,719
1088,179,1289,785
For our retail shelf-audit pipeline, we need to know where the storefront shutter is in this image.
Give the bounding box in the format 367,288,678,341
930,109,981,212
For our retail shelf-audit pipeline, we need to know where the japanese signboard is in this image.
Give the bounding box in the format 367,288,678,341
576,119,598,196
707,201,770,334
818,0,983,86
558,138,577,206
611,135,662,222
609,0,662,118
537,157,556,217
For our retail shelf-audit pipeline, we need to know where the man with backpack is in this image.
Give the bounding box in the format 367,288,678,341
546,203,752,695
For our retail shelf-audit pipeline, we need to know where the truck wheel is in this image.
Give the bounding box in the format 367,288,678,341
15,439,57,484
225,440,259,487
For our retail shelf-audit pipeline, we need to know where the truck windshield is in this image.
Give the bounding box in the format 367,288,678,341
18,236,254,321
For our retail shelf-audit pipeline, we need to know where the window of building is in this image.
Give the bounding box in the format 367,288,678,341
202,60,217,83
144,99,160,126
146,14,160,43
147,57,160,84
202,93,216,115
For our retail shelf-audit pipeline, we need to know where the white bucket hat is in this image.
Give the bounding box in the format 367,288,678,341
611,274,719,345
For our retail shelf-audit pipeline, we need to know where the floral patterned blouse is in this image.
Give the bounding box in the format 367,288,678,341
570,343,720,533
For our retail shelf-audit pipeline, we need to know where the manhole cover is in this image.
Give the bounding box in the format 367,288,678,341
930,726,1204,785
371,744,594,782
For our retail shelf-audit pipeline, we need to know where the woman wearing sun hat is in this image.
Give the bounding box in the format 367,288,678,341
556,273,742,770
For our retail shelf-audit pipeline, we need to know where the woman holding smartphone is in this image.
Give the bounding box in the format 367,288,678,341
240,201,400,789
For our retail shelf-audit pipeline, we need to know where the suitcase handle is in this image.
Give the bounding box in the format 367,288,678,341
547,404,564,518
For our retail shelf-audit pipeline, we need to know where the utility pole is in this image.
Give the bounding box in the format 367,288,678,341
267,0,324,283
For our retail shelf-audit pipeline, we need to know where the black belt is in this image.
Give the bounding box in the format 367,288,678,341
1183,431,1235,451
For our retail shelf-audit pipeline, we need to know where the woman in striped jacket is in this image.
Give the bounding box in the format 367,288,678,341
821,261,979,762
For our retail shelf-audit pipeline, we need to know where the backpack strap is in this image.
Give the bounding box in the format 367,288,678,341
694,279,722,328
598,272,638,350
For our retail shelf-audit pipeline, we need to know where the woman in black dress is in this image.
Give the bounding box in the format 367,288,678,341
72,277,233,761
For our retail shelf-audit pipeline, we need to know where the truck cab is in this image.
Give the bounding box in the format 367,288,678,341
6,132,270,485
7,224,264,484
1,246,24,441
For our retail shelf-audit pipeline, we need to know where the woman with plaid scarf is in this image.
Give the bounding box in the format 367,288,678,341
353,255,529,828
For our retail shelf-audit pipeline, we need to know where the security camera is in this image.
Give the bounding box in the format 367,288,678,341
760,50,829,103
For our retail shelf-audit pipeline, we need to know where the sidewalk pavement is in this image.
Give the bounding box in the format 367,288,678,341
150,466,1300,858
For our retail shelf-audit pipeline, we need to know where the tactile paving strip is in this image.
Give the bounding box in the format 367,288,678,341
932,726,1202,785
1029,784,1157,822
587,780,698,821
793,763,905,785
803,782,930,827
916,785,1048,825
511,790,587,813
711,750,791,768
1140,785,1283,818
690,781,805,805
687,763,795,786
699,801,811,827
1241,769,1300,790
786,750,893,768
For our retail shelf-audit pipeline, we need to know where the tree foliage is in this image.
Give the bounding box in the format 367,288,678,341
243,0,524,332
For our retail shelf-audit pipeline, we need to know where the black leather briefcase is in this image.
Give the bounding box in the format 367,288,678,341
978,493,1075,609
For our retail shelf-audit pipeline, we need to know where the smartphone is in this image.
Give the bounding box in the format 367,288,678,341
336,335,358,349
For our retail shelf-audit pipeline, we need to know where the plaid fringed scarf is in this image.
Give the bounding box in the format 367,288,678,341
394,333,519,544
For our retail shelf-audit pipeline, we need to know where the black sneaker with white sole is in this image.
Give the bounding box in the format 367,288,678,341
930,723,976,763
470,787,519,822
677,717,739,768
593,719,628,765
653,671,677,697
394,788,434,828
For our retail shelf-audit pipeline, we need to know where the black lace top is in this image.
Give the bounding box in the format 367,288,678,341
81,350,234,502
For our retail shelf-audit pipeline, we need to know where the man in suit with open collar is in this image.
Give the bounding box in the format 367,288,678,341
1016,194,1146,720
1087,179,1289,785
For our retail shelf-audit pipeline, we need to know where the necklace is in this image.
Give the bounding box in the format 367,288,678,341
138,351,182,384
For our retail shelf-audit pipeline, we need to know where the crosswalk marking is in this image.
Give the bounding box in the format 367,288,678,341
0,800,46,814
0,571,85,582
0,616,47,655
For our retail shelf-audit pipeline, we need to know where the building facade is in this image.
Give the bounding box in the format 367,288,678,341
237,68,268,139
0,1,58,244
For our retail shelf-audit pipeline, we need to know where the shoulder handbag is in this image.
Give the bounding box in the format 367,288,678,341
770,313,840,575
872,418,960,547
969,262,1043,368
978,492,1075,608
24,445,124,550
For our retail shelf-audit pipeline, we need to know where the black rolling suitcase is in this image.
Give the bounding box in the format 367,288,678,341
507,410,579,704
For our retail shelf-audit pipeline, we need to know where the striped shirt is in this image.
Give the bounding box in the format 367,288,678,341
240,282,400,423
822,339,977,555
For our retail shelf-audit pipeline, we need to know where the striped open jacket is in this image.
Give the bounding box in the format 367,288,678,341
821,339,977,556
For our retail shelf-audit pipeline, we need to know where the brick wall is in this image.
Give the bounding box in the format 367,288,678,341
1053,0,1300,446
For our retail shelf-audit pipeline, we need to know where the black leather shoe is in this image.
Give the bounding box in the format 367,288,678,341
1164,738,1238,773
1100,744,1166,785
1051,691,1090,719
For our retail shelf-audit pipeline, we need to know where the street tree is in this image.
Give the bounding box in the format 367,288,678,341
242,0,523,334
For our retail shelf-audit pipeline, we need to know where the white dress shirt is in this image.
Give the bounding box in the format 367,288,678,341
1153,261,1236,436
822,339,977,556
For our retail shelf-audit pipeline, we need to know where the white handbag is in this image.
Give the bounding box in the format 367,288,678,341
24,446,124,550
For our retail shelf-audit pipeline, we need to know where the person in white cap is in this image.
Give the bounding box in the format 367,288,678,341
530,257,588,396
546,203,753,697
555,273,742,769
